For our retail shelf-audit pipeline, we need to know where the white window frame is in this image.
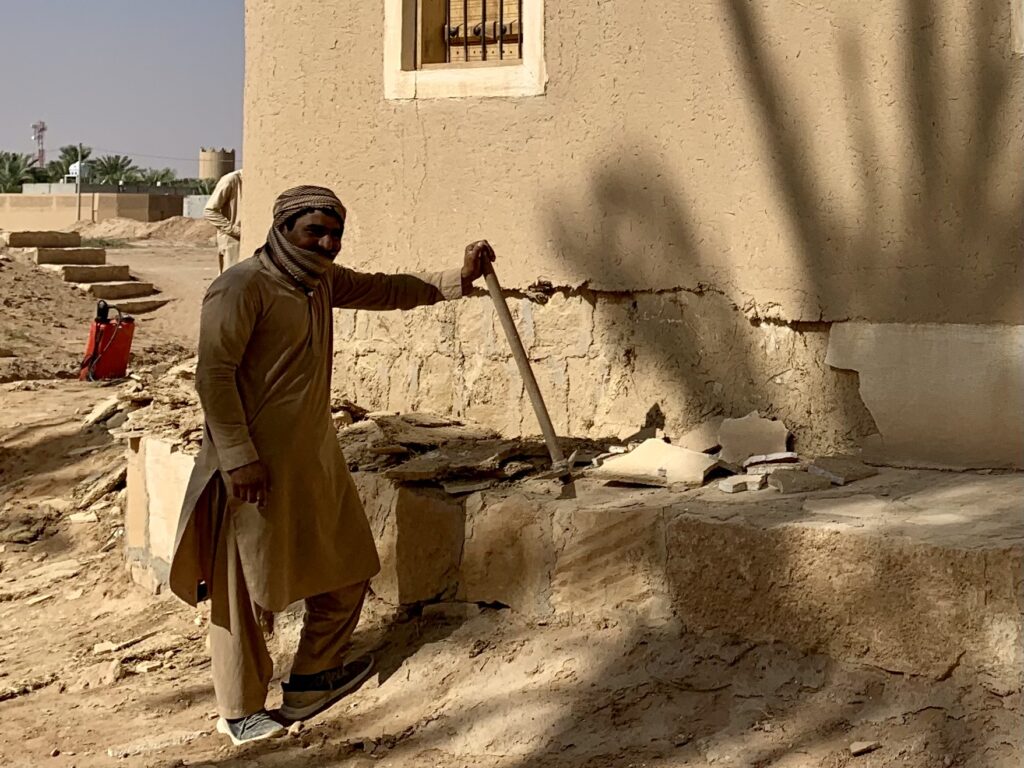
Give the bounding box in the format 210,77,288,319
384,0,546,99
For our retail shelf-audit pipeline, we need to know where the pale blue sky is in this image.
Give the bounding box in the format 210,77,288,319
0,0,243,176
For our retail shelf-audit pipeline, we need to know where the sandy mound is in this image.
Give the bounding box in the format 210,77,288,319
72,218,156,241
72,216,216,246
143,217,217,245
0,258,96,382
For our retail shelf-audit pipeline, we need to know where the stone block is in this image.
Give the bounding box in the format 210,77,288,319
1,231,81,248
458,491,554,615
550,503,671,622
142,437,195,564
663,507,1024,689
767,469,832,494
31,247,106,266
356,473,464,605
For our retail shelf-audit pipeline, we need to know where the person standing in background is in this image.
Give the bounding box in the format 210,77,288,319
204,169,243,273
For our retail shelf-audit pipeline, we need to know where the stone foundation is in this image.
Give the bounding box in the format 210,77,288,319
333,289,876,455
125,433,1023,692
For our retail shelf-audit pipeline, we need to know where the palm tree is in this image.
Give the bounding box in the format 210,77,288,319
0,152,39,192
92,154,140,185
139,167,178,186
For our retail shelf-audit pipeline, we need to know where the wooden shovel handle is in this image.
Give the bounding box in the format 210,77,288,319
481,260,566,467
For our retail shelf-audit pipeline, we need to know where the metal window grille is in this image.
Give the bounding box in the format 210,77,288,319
437,0,523,65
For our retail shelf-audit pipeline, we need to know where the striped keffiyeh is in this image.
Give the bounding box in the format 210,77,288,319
263,185,347,293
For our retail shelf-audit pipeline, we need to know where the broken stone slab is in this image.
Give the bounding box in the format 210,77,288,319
83,396,122,427
441,478,497,495
742,451,798,469
718,474,767,494
73,659,124,692
68,510,99,524
590,439,719,487
808,456,879,486
849,741,882,757
676,416,725,453
767,469,832,494
80,465,127,509
718,411,790,465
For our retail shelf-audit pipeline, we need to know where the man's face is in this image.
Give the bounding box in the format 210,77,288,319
282,210,345,260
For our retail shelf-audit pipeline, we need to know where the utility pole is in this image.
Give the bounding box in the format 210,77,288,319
76,143,83,222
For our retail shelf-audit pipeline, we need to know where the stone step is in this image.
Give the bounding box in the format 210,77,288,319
31,247,106,266
109,296,171,315
79,281,157,301
40,263,131,283
0,231,81,248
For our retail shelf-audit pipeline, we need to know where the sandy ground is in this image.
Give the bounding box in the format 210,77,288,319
104,243,218,348
0,243,1019,767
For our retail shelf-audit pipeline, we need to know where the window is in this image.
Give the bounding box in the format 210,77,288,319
384,0,546,99
419,1,523,67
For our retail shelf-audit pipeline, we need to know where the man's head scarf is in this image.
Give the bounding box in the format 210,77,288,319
263,185,347,293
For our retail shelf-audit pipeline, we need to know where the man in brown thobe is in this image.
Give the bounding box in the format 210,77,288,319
169,185,494,745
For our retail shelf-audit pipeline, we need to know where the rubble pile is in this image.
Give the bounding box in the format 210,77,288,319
93,357,878,499
584,410,878,495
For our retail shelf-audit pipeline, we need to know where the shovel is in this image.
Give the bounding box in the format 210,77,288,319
481,260,577,499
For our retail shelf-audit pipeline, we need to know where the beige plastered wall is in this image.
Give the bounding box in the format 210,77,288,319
0,193,185,231
243,0,1024,448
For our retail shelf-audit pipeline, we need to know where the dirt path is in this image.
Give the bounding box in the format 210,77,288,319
104,243,218,349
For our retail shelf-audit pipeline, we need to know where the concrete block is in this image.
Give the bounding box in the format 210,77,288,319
31,247,106,266
356,472,464,605
767,469,832,494
718,411,790,465
1,231,81,248
81,281,156,301
826,323,1024,469
808,456,878,486
458,492,554,615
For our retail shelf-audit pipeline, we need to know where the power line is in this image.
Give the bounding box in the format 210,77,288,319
89,147,199,164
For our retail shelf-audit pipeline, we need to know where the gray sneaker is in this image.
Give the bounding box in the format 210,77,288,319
280,655,375,721
216,710,287,746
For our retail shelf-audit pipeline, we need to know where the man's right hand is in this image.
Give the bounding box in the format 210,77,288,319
228,461,269,507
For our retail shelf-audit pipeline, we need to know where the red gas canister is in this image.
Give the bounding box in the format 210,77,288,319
80,301,135,381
